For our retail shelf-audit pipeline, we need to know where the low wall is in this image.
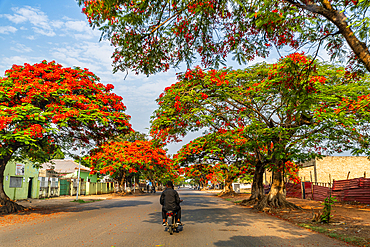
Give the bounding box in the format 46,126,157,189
37,179,114,198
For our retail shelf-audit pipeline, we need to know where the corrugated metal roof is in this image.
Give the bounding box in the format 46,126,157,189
41,159,90,174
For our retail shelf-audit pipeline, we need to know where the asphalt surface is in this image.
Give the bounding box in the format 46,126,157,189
1,189,350,247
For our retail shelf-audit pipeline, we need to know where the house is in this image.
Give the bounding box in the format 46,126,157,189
39,159,101,196
298,156,370,184
3,160,40,200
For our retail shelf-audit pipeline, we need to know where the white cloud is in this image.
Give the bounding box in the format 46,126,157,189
3,6,55,37
63,20,99,40
65,20,88,32
26,35,35,40
20,26,27,30
32,27,55,37
0,26,17,34
74,33,94,40
13,6,49,28
10,43,33,53
51,20,64,29
1,6,100,40
3,13,28,24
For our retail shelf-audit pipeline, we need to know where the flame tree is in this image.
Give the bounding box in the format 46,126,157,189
86,140,175,192
174,130,254,194
0,61,131,213
79,0,370,75
151,53,367,209
181,164,215,189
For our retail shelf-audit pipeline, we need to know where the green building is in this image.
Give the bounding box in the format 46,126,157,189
3,160,40,200
41,159,100,196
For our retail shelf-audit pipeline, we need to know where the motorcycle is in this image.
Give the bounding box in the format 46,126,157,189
165,211,178,235
165,199,183,235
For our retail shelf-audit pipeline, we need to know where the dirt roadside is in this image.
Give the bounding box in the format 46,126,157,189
0,192,147,227
11,191,150,210
217,192,370,247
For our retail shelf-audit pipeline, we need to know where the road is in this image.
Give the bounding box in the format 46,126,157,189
1,189,349,247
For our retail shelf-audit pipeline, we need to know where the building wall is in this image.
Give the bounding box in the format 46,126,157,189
63,170,97,183
3,160,40,200
299,156,370,183
298,165,315,182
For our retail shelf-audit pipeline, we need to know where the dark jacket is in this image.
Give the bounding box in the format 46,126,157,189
160,187,180,211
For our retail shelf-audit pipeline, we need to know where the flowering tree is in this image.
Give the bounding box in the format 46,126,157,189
78,0,370,75
86,140,174,192
174,131,253,194
181,164,215,189
0,61,132,213
151,53,366,209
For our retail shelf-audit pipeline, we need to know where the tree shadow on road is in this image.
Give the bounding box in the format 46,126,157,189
213,234,348,247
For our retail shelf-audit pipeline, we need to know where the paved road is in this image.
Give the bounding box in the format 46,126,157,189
1,189,349,247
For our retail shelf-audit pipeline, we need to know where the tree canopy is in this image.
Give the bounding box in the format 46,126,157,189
79,0,370,75
150,53,369,208
174,130,253,193
0,60,132,213
86,140,176,191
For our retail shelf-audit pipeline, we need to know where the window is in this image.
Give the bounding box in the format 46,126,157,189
9,177,22,188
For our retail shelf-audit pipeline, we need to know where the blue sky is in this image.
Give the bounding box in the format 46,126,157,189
0,0,334,155
0,0,188,152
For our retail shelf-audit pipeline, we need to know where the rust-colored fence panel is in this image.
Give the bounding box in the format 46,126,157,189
333,177,370,204
304,182,313,200
312,185,330,201
285,177,370,204
285,183,302,198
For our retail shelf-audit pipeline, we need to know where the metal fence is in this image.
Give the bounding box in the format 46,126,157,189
285,177,370,204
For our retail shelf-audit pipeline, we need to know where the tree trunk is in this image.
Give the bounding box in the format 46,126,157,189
241,164,265,206
256,169,300,211
200,180,207,190
0,158,25,214
219,174,235,196
150,179,156,193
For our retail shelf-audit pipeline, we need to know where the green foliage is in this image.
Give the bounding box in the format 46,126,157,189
151,54,369,183
113,131,148,142
320,196,337,223
0,61,131,170
79,0,370,75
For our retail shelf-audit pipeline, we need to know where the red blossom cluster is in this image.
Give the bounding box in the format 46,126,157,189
86,140,174,178
0,60,132,152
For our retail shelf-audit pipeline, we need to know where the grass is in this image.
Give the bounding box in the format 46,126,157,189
298,223,369,246
223,198,242,204
70,199,102,204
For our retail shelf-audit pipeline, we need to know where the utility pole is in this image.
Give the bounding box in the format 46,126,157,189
76,145,81,200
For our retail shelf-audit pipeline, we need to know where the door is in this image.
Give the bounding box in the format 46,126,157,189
28,177,33,198
60,179,70,196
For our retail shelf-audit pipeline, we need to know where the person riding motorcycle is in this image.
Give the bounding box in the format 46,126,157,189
160,181,182,226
